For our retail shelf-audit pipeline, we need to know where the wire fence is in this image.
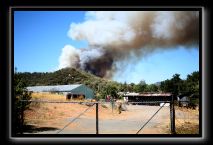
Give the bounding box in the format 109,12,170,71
18,98,199,134
56,103,95,134
173,101,199,134
136,102,166,134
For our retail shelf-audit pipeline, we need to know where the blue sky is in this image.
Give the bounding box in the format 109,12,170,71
113,47,199,84
14,11,199,84
14,11,88,72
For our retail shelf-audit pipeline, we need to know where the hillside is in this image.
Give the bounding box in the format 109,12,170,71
15,68,199,99
16,68,121,94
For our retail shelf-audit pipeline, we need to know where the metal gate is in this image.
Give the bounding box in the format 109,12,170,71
18,96,176,134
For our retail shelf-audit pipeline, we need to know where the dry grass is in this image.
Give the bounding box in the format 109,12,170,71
25,93,98,128
175,122,199,134
31,92,95,102
24,93,199,134
173,106,199,134
31,92,65,101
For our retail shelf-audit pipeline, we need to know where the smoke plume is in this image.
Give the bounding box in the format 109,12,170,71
58,11,199,78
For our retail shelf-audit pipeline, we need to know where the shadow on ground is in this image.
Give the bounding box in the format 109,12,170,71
23,125,59,133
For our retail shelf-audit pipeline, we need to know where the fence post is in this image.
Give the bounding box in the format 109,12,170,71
111,97,114,113
20,100,24,134
170,95,176,134
96,103,99,134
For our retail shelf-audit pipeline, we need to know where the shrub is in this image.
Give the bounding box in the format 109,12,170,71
13,73,32,134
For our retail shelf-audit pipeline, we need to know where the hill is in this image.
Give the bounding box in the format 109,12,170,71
15,68,121,95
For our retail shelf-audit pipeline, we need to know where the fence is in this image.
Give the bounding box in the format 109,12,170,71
15,91,199,134
19,100,98,134
173,100,199,134
18,97,198,134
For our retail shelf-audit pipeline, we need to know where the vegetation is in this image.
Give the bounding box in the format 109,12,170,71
15,68,199,101
175,122,199,134
160,72,199,96
14,68,32,134
160,72,199,107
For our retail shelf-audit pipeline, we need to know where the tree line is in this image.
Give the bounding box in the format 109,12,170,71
13,68,199,134
14,67,199,99
95,71,199,100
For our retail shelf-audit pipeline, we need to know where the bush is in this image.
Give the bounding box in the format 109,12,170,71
13,73,32,134
189,98,199,109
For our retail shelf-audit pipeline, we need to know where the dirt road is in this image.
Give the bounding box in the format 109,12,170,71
25,104,174,134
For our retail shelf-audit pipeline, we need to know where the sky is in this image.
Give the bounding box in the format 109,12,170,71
113,47,199,84
14,11,199,84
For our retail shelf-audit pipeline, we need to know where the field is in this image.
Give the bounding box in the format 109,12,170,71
23,93,199,134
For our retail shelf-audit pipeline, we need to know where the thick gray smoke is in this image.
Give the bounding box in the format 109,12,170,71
58,11,199,78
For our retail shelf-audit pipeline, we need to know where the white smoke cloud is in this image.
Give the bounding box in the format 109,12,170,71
58,45,80,69
59,45,104,70
68,20,135,47
151,12,175,39
59,11,199,78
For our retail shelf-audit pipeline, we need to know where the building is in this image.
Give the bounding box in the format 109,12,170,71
27,84,94,100
177,95,189,107
177,94,199,108
122,92,139,102
123,92,172,105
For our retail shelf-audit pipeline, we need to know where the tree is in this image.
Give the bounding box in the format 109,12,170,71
13,70,32,134
145,84,158,92
133,84,140,92
127,84,133,92
171,74,182,96
106,84,118,99
137,80,147,93
159,71,199,97
185,71,199,95
160,74,182,96
123,82,128,92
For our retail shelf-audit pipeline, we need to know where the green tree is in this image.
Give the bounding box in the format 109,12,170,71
160,74,182,96
13,70,32,134
133,84,140,92
145,84,158,92
171,74,182,96
137,80,147,93
185,71,199,95
123,82,128,92
160,72,199,97
106,84,118,99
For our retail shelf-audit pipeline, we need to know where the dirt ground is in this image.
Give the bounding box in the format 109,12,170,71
23,93,199,134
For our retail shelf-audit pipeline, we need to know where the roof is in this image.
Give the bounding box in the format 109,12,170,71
124,92,140,96
27,84,82,92
124,93,172,97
